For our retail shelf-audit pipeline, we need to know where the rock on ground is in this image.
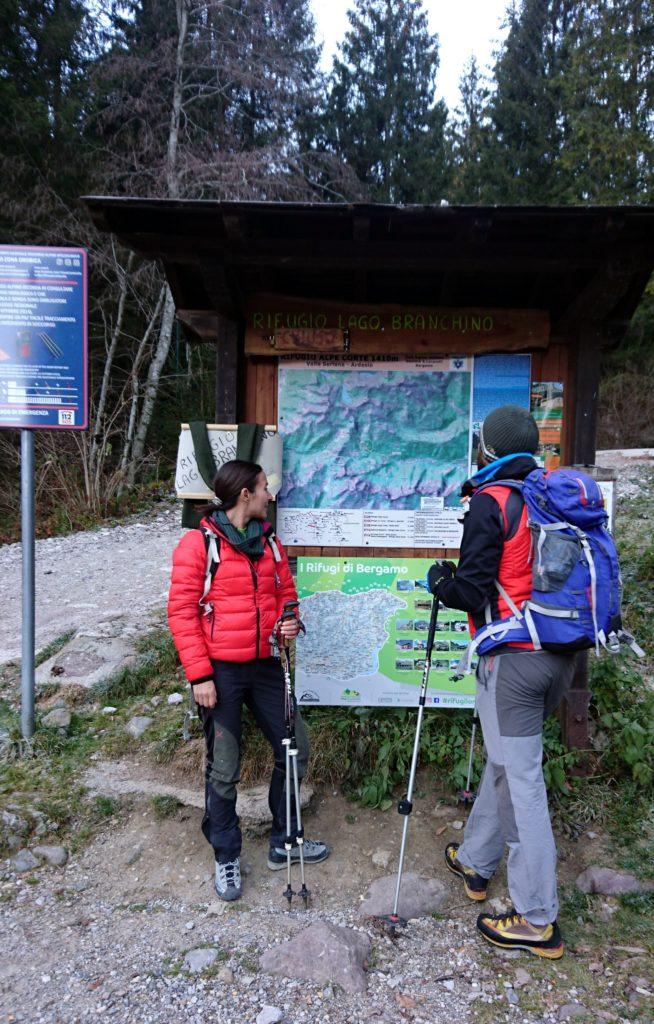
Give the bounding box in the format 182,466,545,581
9,848,40,873
358,873,447,920
260,920,371,995
41,707,71,730
32,845,69,867
183,947,219,973
256,1007,283,1024
575,865,654,895
558,1005,588,1019
83,760,313,832
125,716,154,740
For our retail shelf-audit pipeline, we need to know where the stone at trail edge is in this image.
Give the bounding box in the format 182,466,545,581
41,707,71,730
32,845,68,867
256,1008,283,1024
513,967,532,987
371,849,391,869
358,873,447,920
125,716,154,740
575,865,653,895
260,920,370,995
558,1004,588,1020
167,692,183,705
183,947,219,973
10,849,40,873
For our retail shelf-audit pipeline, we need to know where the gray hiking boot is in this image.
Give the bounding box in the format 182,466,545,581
214,857,242,901
267,838,331,870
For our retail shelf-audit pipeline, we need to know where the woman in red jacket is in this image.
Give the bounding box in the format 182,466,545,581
168,460,330,901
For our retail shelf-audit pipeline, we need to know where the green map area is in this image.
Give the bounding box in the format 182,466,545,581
295,557,476,707
278,364,471,510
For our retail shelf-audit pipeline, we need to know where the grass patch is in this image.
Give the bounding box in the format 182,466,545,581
151,794,182,819
35,631,76,668
92,795,118,819
92,629,179,705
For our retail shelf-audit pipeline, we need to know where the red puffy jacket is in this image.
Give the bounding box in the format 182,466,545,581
167,518,298,684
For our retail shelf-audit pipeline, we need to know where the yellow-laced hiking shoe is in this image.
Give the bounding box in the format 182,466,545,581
444,843,488,901
476,909,564,959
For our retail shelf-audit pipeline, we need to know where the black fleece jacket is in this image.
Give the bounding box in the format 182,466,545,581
436,456,537,624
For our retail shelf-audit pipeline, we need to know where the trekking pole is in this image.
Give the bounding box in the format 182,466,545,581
277,600,310,911
378,596,439,934
458,700,478,806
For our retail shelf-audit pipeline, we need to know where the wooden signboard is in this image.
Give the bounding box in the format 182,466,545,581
245,294,550,356
175,424,281,499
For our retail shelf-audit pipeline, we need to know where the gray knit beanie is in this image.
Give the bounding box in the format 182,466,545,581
479,405,539,460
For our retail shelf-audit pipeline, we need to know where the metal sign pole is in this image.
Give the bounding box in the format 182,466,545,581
21,429,35,739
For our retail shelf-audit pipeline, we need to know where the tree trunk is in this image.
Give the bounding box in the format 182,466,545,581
125,285,176,487
167,0,189,198
122,0,186,487
88,250,134,500
117,283,166,489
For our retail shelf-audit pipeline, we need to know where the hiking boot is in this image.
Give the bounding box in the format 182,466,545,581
444,843,488,901
476,909,564,959
214,857,242,901
267,838,331,870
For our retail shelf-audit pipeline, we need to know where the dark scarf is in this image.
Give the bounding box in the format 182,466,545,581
211,509,266,559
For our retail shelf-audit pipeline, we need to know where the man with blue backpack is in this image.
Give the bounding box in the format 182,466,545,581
428,404,638,959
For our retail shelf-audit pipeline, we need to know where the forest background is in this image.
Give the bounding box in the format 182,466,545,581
1,0,653,540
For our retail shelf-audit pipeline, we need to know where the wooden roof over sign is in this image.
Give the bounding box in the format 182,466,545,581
83,197,654,345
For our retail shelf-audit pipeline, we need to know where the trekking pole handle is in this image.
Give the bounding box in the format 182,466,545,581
425,596,439,655
281,600,300,621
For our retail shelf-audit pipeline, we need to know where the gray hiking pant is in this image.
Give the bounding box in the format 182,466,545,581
457,650,575,925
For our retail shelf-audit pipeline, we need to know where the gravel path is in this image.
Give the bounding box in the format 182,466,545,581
0,796,584,1024
0,505,182,663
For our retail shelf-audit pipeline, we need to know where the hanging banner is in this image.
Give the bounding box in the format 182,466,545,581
277,357,472,548
0,245,87,430
295,556,475,708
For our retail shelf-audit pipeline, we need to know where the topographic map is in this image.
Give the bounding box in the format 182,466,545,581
278,360,471,511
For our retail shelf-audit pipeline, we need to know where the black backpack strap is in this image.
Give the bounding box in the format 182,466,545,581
475,479,525,540
199,527,221,615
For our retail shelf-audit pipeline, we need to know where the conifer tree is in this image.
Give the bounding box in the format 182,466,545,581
0,0,94,235
483,0,576,203
449,57,491,203
325,0,449,203
559,0,654,202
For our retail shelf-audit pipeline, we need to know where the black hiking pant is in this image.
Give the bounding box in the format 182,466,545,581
198,657,309,864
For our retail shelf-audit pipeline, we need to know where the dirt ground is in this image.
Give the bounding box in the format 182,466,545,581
3,766,646,1024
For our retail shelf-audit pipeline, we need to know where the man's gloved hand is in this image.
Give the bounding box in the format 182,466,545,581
427,560,456,595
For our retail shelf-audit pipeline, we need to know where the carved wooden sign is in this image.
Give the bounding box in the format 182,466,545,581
245,294,549,356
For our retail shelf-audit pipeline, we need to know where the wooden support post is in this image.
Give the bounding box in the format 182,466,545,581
562,323,603,756
215,316,238,422
571,324,601,466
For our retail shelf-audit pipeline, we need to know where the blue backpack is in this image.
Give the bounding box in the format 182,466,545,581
464,467,643,668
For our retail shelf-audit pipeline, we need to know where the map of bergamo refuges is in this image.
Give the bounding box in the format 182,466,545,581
300,589,405,679
295,558,475,708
